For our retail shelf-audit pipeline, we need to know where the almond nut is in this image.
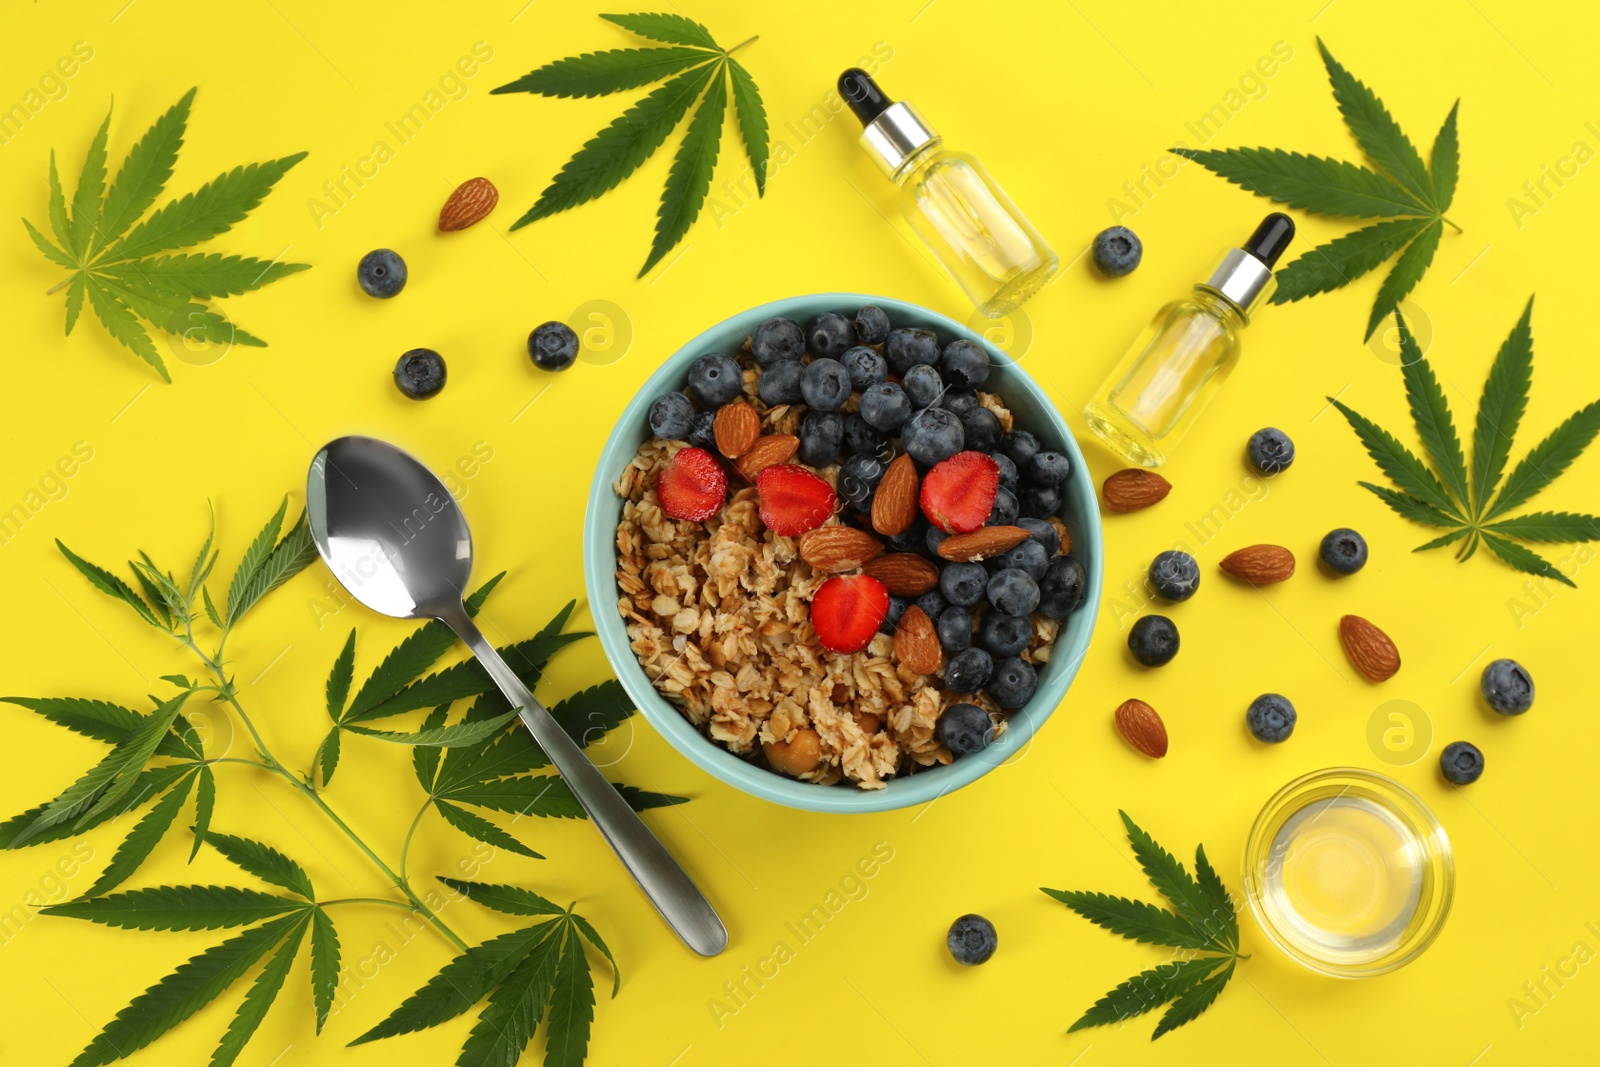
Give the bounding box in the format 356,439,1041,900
734,434,798,480
713,402,761,458
799,525,884,573
1102,469,1172,513
893,605,942,675
1219,544,1296,584
1339,614,1401,682
1114,699,1168,758
938,525,1030,562
862,553,940,596
438,177,498,232
871,454,919,536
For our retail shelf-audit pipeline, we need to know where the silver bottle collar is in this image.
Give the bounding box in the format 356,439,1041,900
1198,248,1277,321
859,101,939,178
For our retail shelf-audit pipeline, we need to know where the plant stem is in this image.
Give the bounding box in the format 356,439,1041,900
45,278,72,295
399,798,431,891
320,896,425,912
725,36,757,57
1442,216,1463,234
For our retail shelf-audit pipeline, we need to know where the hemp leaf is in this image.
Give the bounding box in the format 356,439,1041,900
1043,812,1243,1041
493,12,767,276
23,89,309,381
1173,39,1459,340
1331,299,1600,586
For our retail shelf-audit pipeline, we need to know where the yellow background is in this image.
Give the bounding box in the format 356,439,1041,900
3,0,1598,1064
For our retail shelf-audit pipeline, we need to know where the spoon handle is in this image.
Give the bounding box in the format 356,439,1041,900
442,607,728,957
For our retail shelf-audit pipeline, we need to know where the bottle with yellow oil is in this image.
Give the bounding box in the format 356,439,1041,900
1244,768,1454,977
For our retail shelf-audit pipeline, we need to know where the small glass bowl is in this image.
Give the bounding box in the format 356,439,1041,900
1243,767,1453,978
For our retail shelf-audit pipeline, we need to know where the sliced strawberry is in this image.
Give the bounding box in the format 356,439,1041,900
657,446,727,521
810,574,889,654
920,451,999,533
757,463,836,536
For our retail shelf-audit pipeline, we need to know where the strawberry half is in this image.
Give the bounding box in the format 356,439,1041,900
920,451,999,533
810,574,889,654
657,446,728,522
757,464,836,536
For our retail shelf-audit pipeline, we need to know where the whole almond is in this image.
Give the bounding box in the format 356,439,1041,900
1339,615,1401,682
714,402,760,458
894,605,942,675
871,454,919,536
1219,544,1296,584
1114,699,1168,758
438,177,498,232
799,526,884,573
1102,469,1172,513
735,434,798,480
938,525,1030,562
863,553,940,596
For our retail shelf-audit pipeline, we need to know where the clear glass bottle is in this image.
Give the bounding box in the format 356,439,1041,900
1084,214,1295,467
840,69,1057,317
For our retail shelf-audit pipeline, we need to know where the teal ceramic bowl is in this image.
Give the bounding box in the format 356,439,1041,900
583,294,1102,813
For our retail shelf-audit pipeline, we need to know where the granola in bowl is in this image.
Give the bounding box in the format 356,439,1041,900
611,303,1089,791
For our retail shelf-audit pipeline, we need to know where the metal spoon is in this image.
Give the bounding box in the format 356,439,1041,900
306,435,727,957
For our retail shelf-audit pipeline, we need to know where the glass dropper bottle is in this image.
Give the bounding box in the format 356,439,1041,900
1084,213,1295,467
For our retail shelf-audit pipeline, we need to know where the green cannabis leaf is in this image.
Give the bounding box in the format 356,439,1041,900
23,88,309,381
1172,39,1459,340
493,11,767,276
1331,298,1600,586
1043,812,1243,1041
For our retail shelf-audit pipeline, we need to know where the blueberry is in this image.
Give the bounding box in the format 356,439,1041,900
528,321,578,371
946,913,997,965
914,589,948,620
1027,450,1070,487
936,704,994,757
986,486,1019,526
1480,659,1534,715
842,346,888,392
986,657,1037,710
801,357,852,412
925,527,950,557
902,364,945,409
1128,614,1178,666
688,410,717,451
999,430,1039,469
902,407,965,466
393,348,445,399
685,353,741,406
806,312,856,358
945,647,994,694
1091,226,1142,277
987,568,1040,616
751,317,805,367
860,382,912,433
358,249,407,298
941,390,979,418
880,595,910,635
839,453,888,511
1247,693,1296,743
1018,517,1059,556
1440,740,1484,785
886,515,928,552
990,451,1019,489
885,327,939,374
980,612,1031,657
940,339,990,389
1247,427,1295,475
853,304,891,346
959,406,1001,452
648,392,695,440
1319,528,1368,576
1038,556,1086,618
843,414,888,457
1000,539,1049,580
1019,484,1061,519
1148,550,1200,601
798,411,844,467
757,359,803,406
936,606,973,653
940,562,988,607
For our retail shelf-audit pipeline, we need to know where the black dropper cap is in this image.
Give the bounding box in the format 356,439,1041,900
839,68,891,125
1243,212,1295,267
